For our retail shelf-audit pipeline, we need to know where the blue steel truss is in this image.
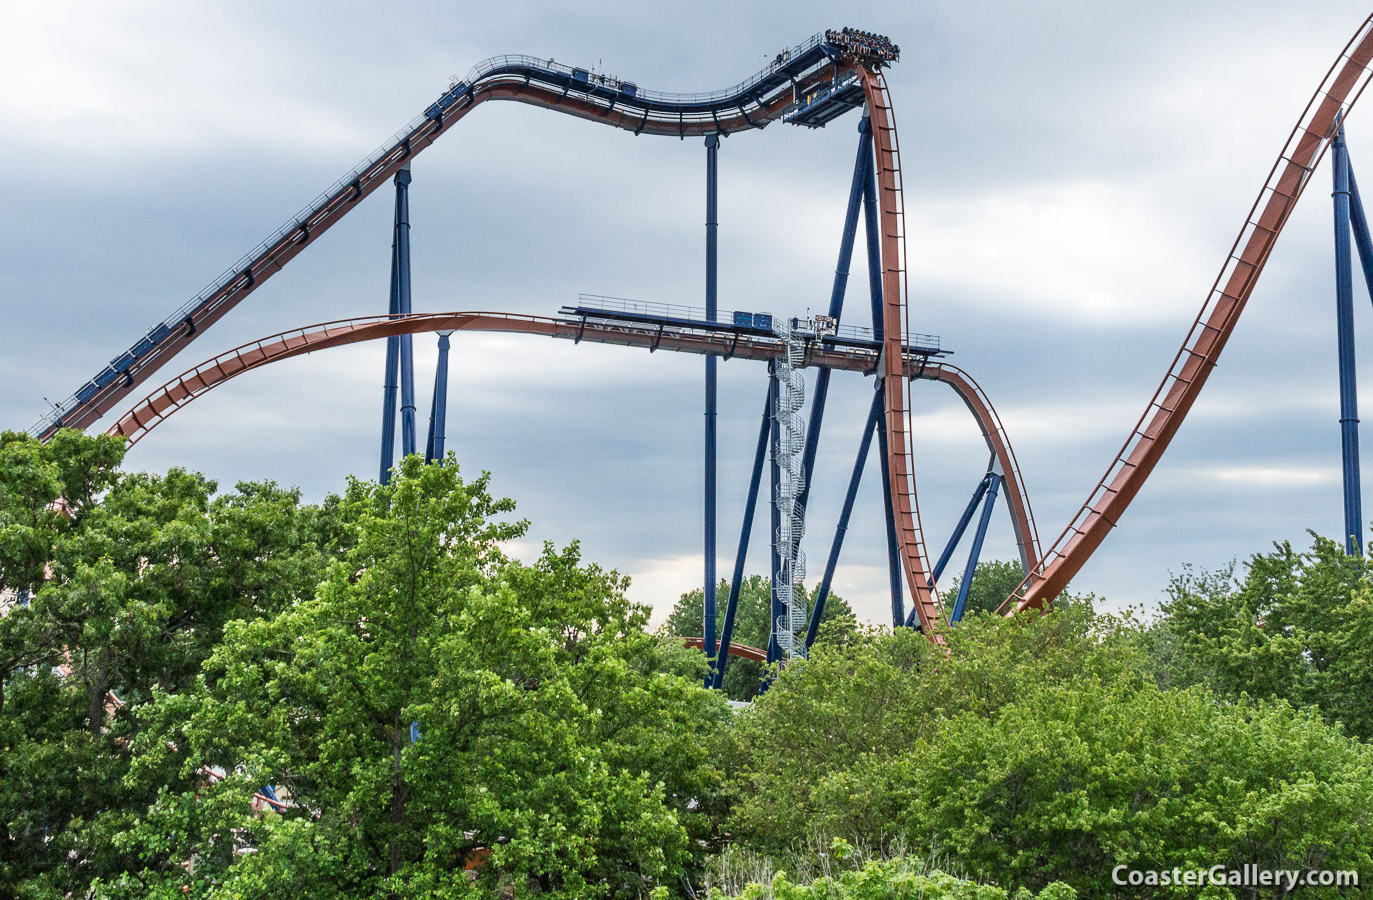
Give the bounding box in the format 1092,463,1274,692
1330,124,1373,557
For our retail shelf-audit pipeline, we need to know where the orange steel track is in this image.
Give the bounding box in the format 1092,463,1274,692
858,67,939,630
681,637,768,664
1008,15,1373,613
105,310,1040,579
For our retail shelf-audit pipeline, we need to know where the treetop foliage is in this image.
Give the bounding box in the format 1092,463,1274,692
106,456,729,897
1146,532,1373,741
4,431,1373,899
710,857,1076,900
720,599,1373,897
660,575,856,700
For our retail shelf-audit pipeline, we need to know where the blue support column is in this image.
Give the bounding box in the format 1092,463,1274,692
875,384,905,629
425,378,437,461
793,117,875,532
425,331,452,463
715,378,773,689
805,381,883,649
416,331,449,743
1347,166,1373,545
378,245,400,484
1333,125,1363,556
703,134,720,683
830,116,873,324
930,475,993,585
949,473,1002,625
1345,165,1373,301
393,166,418,460
862,142,884,339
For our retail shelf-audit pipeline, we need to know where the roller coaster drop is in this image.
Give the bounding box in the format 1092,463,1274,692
25,19,1373,681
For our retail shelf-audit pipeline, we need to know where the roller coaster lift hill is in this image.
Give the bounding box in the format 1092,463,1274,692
23,19,1373,687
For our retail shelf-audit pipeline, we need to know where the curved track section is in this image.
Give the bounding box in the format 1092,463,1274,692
1010,16,1373,612
917,363,1040,574
105,312,1039,575
110,313,562,444
29,34,859,440
680,637,767,664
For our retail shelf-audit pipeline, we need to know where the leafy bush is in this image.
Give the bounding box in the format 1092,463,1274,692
721,604,1373,897
709,857,1075,900
660,576,856,700
719,603,1149,850
1148,534,1373,740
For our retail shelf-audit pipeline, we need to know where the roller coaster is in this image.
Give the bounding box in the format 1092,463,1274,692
21,18,1373,677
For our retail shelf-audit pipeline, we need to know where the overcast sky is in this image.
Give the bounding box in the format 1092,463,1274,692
5,1,1373,626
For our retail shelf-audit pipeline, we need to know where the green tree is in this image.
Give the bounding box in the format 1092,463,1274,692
944,558,1026,617
1147,533,1373,740
712,858,1075,900
947,559,1091,618
661,576,856,700
904,680,1373,898
0,428,124,611
717,602,1148,852
0,430,342,896
108,456,727,898
720,602,1373,898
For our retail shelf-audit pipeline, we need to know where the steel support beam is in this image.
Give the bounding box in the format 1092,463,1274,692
876,400,905,629
862,135,884,340
1333,125,1363,555
703,133,720,683
378,260,400,483
793,116,875,536
949,473,1002,624
1346,164,1373,304
715,378,773,689
425,331,452,463
1343,164,1373,547
394,167,418,460
805,380,882,649
379,166,416,483
1347,165,1373,543
931,475,993,586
